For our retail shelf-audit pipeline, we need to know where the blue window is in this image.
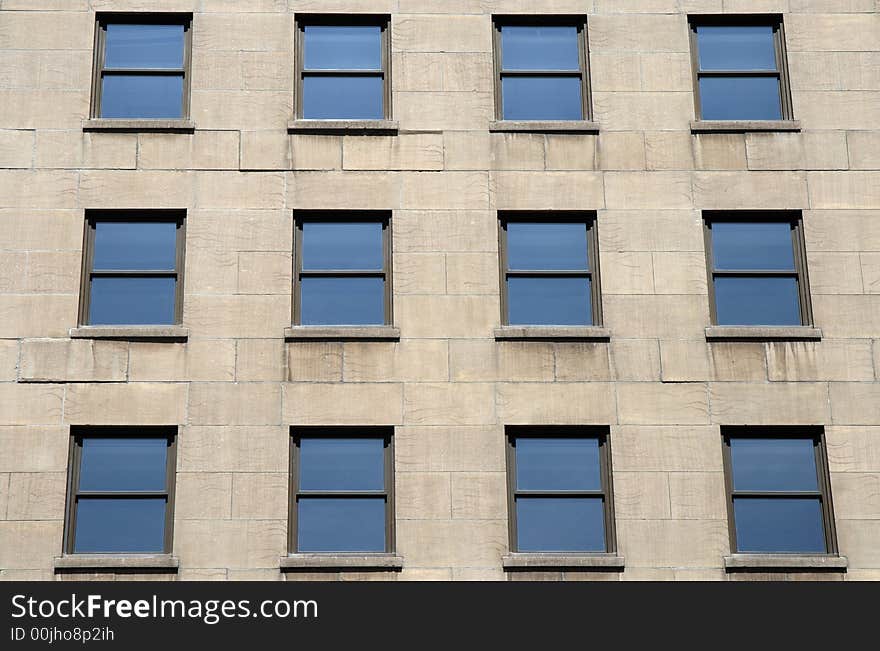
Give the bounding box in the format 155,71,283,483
292,431,392,553
66,430,176,554
725,431,835,554
509,431,614,553
96,18,190,119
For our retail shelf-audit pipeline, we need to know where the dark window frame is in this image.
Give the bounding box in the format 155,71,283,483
721,426,838,555
288,427,395,554
91,13,193,120
703,211,812,326
292,211,393,326
492,15,592,122
294,14,392,121
505,426,616,554
79,210,187,327
498,211,602,327
688,14,794,121
63,426,177,555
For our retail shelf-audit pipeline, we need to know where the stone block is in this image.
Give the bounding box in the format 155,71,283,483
0,170,78,208
489,133,545,171
830,383,880,425
660,341,767,383
128,341,236,382
848,131,880,169
613,472,671,519
184,295,290,338
668,472,727,520
177,426,288,473
189,382,281,426
283,383,403,425
238,251,291,295
240,130,291,171
0,130,34,168
617,383,709,425
5,472,66,520
291,135,342,170
711,382,830,425
604,295,708,339
767,340,874,382
694,171,809,209
746,131,849,171
444,131,491,171
826,427,880,473
404,383,495,425
600,210,704,252
174,519,286,569
599,132,646,170
394,210,496,253
343,340,448,383
808,171,880,209
604,172,693,209
449,340,553,383
396,520,507,568
600,251,654,294
289,171,399,209
36,131,137,170
554,343,613,382
64,383,186,425
593,92,693,131
694,134,747,170
396,472,452,520
402,172,489,210
395,426,504,473
396,295,498,338
391,14,491,53
19,339,128,383
393,253,446,295
610,339,661,381
195,172,284,209
836,520,880,568
344,134,443,171
0,385,64,425
0,427,69,473
808,252,864,294
0,295,76,338
0,522,63,569
78,170,193,208
811,295,880,338
395,91,493,130
497,383,616,424
544,135,597,170
24,251,81,294
830,473,880,520
450,472,506,520
287,343,343,382
617,519,729,568
231,473,288,520
611,425,723,472
492,171,604,209
174,473,232,520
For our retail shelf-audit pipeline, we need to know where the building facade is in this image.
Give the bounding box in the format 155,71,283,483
1,0,879,581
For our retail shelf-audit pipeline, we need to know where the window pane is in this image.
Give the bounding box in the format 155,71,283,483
507,222,588,270
297,498,385,552
302,222,383,270
517,497,605,552
79,438,168,492
502,76,583,120
712,222,795,270
508,277,591,326
89,277,176,325
734,498,826,553
730,438,818,492
699,76,782,120
516,438,601,491
74,498,166,553
104,24,184,69
101,75,184,119
302,76,383,119
714,276,800,326
697,25,777,71
501,26,580,71
300,277,385,325
304,26,382,70
93,221,177,271
299,438,384,491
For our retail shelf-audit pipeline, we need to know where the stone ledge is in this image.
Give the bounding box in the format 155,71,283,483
494,326,611,341
705,326,822,341
54,555,179,573
489,120,600,134
724,554,847,572
690,120,801,134
70,326,189,341
83,119,196,133
288,119,399,135
502,553,625,570
284,326,400,341
280,554,404,572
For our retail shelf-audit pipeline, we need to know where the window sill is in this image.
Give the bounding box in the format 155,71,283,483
280,554,404,572
502,553,625,571
494,326,610,342
724,554,847,572
690,120,801,134
489,120,600,134
54,554,179,573
288,119,399,135
83,119,196,133
284,326,400,342
705,326,822,342
70,326,189,341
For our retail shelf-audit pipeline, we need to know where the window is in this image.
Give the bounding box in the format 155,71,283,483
506,428,615,553
499,213,601,326
296,16,390,120
689,17,792,121
92,14,192,119
723,428,837,554
293,213,391,326
704,213,811,326
289,429,394,553
64,428,176,554
493,17,590,121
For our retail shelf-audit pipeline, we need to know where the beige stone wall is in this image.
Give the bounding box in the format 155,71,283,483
1,1,879,581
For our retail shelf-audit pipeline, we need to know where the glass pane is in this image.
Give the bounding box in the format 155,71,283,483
300,277,385,325
302,76,383,119
516,438,601,491
502,76,583,120
104,24,184,69
101,75,184,119
730,438,818,492
302,222,383,270
299,438,384,491
697,25,777,71
80,438,168,492
501,26,580,71
507,222,589,271
304,25,382,70
508,277,591,326
93,221,177,271
734,498,826,553
517,497,605,552
714,276,801,326
699,76,782,120
89,277,176,325
712,222,795,271
74,498,166,553
297,498,385,552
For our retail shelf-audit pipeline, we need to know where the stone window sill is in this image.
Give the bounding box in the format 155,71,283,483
494,326,610,342
284,326,400,342
705,326,822,342
489,120,600,134
54,554,179,573
502,553,625,571
83,119,196,133
690,120,801,134
724,554,847,572
70,326,189,341
280,554,404,572
288,119,399,135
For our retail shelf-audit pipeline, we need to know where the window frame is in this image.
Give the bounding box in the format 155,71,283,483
721,426,838,555
91,13,193,120
498,212,602,327
492,15,592,122
688,15,794,121
288,427,395,554
63,426,177,555
703,211,812,327
79,210,187,327
505,426,616,554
